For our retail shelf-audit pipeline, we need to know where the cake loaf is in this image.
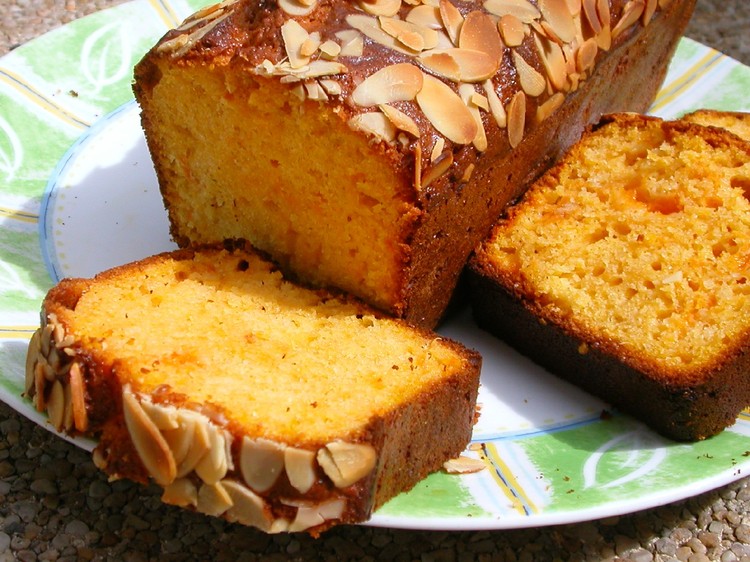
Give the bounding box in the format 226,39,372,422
468,113,750,441
682,108,750,140
25,242,481,534
133,0,695,328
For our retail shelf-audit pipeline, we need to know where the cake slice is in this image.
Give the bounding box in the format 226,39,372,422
468,113,750,441
25,242,481,534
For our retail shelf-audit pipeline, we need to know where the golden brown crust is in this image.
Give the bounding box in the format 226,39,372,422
469,113,750,441
26,243,481,534
134,0,696,328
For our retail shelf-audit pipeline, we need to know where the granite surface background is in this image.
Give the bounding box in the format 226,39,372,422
2,1,750,560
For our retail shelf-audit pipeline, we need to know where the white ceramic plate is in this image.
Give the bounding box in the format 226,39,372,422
2,0,750,531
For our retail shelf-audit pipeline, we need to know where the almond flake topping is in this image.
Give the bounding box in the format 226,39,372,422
335,30,365,57
538,0,577,44
512,50,546,97
418,48,497,83
534,33,568,91
359,0,403,17
443,455,486,474
416,73,477,144
507,89,526,148
379,103,421,137
352,63,424,107
483,0,541,23
582,0,602,33
379,16,440,51
643,0,658,25
498,13,526,47
348,112,398,143
611,0,645,39
439,0,464,45
317,441,377,488
458,83,488,152
240,437,286,493
483,79,507,128
459,10,504,67
406,4,443,29
346,14,419,55
122,388,177,487
421,150,454,188
277,0,317,16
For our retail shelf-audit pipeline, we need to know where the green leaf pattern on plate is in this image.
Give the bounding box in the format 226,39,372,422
2,1,750,530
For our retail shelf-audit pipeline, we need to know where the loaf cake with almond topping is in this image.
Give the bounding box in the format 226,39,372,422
133,0,695,328
468,113,750,441
25,242,481,535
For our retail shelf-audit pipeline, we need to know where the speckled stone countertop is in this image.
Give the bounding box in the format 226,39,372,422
2,1,750,561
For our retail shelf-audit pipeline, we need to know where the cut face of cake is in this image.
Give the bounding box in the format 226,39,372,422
469,113,750,441
25,242,481,535
133,0,696,328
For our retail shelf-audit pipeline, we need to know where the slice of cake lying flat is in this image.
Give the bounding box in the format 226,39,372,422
469,113,750,441
133,0,695,328
25,242,481,534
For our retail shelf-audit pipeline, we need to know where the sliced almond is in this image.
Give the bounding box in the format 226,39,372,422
319,39,342,58
643,0,657,25
317,441,377,488
194,423,229,485
162,477,198,508
534,33,567,91
62,383,74,432
122,389,176,486
33,362,46,412
335,29,365,57
566,0,582,16
281,19,311,69
288,499,346,533
300,32,321,57
422,150,453,188
319,79,343,96
351,63,424,107
284,447,317,494
68,362,88,432
439,0,464,45
483,79,507,128
346,14,418,55
576,37,598,73
498,14,526,47
197,481,233,516
430,137,446,162
418,48,497,83
304,80,329,101
483,0,541,23
240,436,287,493
595,0,612,50
348,112,398,143
379,104,421,137
277,0,317,16
536,91,565,122
46,380,66,432
359,0,402,17
611,0,645,40
538,0,576,44
175,412,211,477
582,0,601,33
458,83,488,151
379,16,439,51
416,73,477,144
459,10,504,67
139,400,179,431
443,455,486,474
507,89,526,148
24,329,41,396
406,4,443,29
512,50,546,97
222,479,273,532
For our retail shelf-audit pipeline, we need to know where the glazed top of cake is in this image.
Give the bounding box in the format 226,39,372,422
140,0,667,191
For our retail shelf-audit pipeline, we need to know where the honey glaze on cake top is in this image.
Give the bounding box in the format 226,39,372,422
151,0,667,189
50,249,471,445
477,115,750,380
